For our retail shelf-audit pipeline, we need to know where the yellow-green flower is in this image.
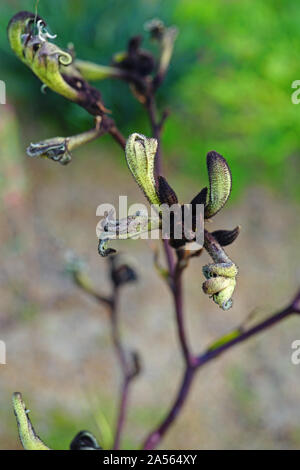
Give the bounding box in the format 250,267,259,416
7,11,107,116
125,133,161,206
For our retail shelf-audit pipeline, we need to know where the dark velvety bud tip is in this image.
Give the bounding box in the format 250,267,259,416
109,255,138,287
212,226,241,247
190,187,208,206
157,175,178,206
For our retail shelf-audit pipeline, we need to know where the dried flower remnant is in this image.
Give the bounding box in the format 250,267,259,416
113,36,155,79
109,254,138,288
27,120,103,165
112,36,155,102
202,229,238,310
145,18,178,89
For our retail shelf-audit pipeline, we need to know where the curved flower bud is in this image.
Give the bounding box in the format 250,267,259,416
202,275,236,310
7,11,42,63
202,276,233,295
12,392,50,450
213,279,236,310
26,122,102,165
7,12,107,116
203,262,238,280
202,229,238,310
205,151,232,219
125,133,161,206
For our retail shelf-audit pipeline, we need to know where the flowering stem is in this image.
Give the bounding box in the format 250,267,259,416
142,92,300,450
143,93,196,449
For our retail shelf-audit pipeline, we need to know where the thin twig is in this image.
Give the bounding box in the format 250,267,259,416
73,271,139,450
110,287,139,450
99,116,126,150
108,125,126,150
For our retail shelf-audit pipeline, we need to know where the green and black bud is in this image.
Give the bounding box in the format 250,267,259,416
70,431,102,450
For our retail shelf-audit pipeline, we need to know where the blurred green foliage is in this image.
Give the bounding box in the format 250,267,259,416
1,0,300,200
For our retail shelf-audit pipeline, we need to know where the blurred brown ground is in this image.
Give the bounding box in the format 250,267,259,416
0,105,300,449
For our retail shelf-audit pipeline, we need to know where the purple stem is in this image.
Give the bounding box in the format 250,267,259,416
113,377,131,450
110,288,137,450
143,367,195,450
173,265,192,364
142,291,300,449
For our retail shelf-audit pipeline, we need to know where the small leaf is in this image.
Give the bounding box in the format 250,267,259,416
205,151,232,218
207,329,241,351
157,175,178,206
212,226,240,247
125,133,161,205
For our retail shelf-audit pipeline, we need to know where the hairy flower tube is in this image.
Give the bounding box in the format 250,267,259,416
7,11,107,116
125,133,161,206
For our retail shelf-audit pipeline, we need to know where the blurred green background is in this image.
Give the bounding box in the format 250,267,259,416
1,0,300,451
